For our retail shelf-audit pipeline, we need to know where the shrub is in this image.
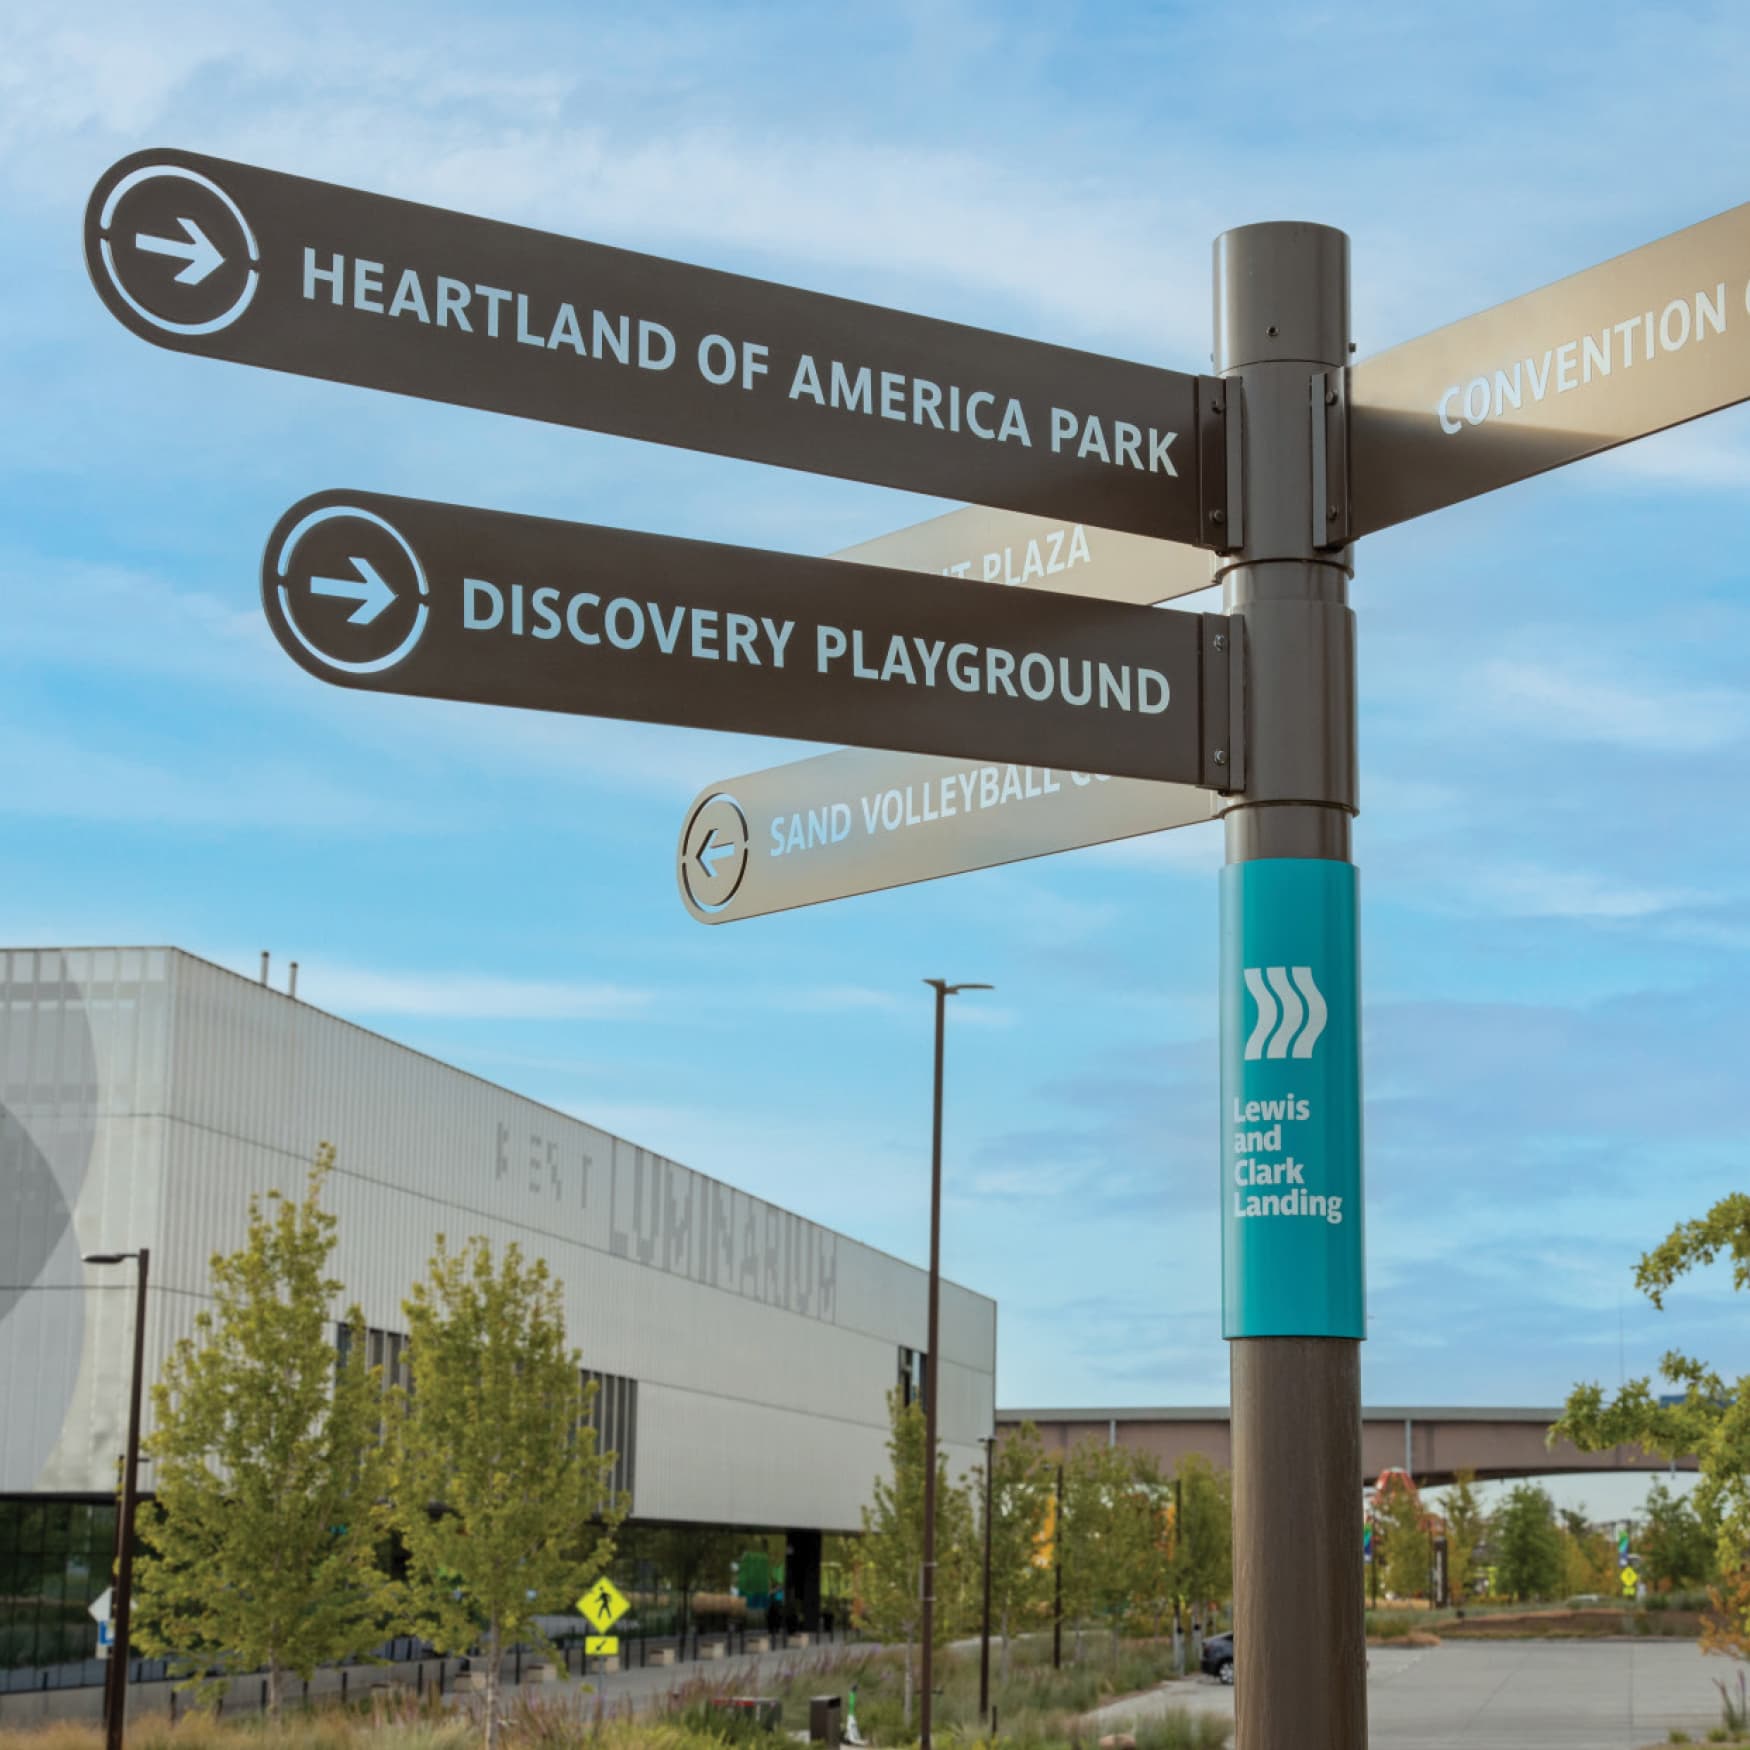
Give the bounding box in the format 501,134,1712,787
1364,1613,1416,1640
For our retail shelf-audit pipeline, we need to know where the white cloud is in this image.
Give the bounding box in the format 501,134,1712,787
1472,862,1707,921
1475,658,1749,752
306,964,652,1021
1077,820,1222,873
0,551,274,686
0,726,441,833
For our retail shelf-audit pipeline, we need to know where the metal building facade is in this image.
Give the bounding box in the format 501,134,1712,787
0,947,996,1531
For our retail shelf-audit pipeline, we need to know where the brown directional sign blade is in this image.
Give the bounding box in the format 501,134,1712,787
261,490,1229,784
836,504,1214,603
678,750,1216,923
89,148,1222,546
1351,201,1750,535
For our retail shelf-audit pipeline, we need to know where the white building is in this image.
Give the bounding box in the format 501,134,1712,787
1,945,995,1644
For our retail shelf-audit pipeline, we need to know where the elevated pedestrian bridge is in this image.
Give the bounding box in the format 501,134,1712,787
998,1405,1694,1485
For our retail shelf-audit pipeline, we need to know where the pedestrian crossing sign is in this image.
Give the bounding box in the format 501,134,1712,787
580,1576,630,1632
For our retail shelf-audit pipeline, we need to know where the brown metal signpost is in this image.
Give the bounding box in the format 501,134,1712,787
93,140,1750,1750
260,489,1235,785
87,150,1229,546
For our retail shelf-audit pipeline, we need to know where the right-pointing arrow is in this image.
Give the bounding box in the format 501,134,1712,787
310,557,396,625
134,216,225,286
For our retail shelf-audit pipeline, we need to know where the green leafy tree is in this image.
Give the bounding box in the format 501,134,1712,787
1555,1507,1615,1597
1376,1473,1430,1601
1493,1483,1564,1601
1055,1439,1105,1659
855,1389,974,1728
1065,1443,1166,1664
1171,1453,1233,1640
1553,1193,1749,1598
395,1237,622,1750
1641,1478,1716,1592
1127,1453,1181,1642
1442,1470,1487,1606
132,1150,395,1716
980,1421,1052,1677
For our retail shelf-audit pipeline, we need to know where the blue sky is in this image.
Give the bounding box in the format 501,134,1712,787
6,0,1750,1435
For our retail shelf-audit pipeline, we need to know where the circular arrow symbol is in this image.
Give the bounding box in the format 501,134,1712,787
680,794,750,914
95,163,259,337
269,504,430,676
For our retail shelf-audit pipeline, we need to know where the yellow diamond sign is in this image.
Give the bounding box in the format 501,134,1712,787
579,1576,630,1632
1620,1565,1638,1594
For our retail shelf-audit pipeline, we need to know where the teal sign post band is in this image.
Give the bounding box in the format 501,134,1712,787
1220,858,1364,1338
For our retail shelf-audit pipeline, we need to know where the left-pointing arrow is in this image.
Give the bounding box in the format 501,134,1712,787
310,558,396,625
698,827,736,877
133,216,225,286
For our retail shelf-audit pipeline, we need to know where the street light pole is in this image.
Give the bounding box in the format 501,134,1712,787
85,1247,149,1750
979,1433,995,1720
919,978,990,1750
1052,1462,1063,1670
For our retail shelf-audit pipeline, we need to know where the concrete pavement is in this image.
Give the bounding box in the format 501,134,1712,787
1085,1640,1731,1748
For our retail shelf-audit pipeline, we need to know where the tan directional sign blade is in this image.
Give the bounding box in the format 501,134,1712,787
88,149,1222,546
675,503,1224,923
579,1577,629,1631
1351,201,1750,535
678,748,1215,923
262,491,1230,785
835,504,1214,604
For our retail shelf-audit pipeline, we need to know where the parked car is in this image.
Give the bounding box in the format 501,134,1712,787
1200,1631,1234,1685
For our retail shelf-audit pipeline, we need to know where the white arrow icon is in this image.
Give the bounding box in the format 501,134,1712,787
134,216,225,286
697,827,738,877
310,557,396,625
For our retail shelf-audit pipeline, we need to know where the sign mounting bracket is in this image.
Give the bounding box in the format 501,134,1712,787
1199,374,1243,553
1311,367,1350,551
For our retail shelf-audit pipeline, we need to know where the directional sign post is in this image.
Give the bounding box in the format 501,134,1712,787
261,491,1237,786
88,150,1231,547
101,141,1750,1750
1214,222,1365,1750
